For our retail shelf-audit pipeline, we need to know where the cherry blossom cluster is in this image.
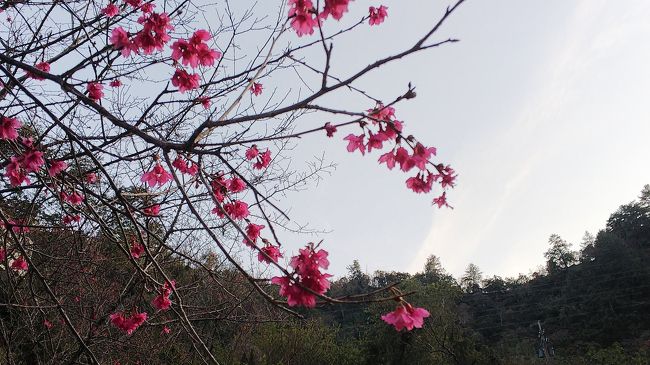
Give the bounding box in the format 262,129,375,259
288,0,389,37
152,280,175,311
110,311,148,335
271,244,332,308
108,6,220,94
339,104,456,208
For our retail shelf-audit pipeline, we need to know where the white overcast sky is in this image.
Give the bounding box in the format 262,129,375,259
273,0,650,279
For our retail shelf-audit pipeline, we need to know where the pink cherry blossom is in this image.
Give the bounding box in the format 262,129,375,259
395,147,415,172
110,311,147,335
161,326,171,334
63,191,85,206
63,214,82,225
135,12,174,54
250,82,263,96
324,122,337,137
258,245,283,264
110,27,136,57
344,133,365,155
10,256,28,272
321,0,351,20
381,304,430,331
253,150,272,170
410,142,436,170
244,223,264,246
245,145,259,160
0,116,21,140
86,82,104,101
141,163,172,187
141,2,154,13
4,157,30,186
288,0,318,37
406,172,433,194
226,176,246,193
110,79,122,87
25,62,50,80
21,150,45,172
432,192,452,209
378,150,397,170
369,5,388,26
171,69,200,93
102,3,119,17
272,245,332,308
143,204,160,216
366,131,388,153
367,103,395,122
43,319,53,329
130,241,145,258
47,160,67,177
85,172,98,184
198,97,211,109
125,0,142,8
224,200,249,220
170,29,221,68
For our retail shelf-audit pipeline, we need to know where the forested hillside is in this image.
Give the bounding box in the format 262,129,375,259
244,186,650,365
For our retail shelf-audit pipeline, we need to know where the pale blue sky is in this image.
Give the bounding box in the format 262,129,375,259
276,0,650,279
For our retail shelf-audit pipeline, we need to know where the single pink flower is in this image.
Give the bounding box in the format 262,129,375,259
130,241,145,258
258,245,283,264
4,157,30,186
245,145,259,160
21,150,45,172
198,96,211,109
250,82,263,96
378,150,397,170
320,0,350,20
86,82,104,101
141,2,154,13
406,172,433,194
432,192,452,209
381,304,430,331
171,69,200,93
244,223,264,246
324,122,337,137
25,62,50,80
224,200,249,220
143,204,160,216
161,326,171,334
85,172,98,183
102,3,120,17
10,256,28,272
110,79,122,87
141,163,172,187
0,116,21,140
63,191,84,206
152,293,171,310
125,0,142,8
366,131,388,153
395,147,415,172
43,319,53,329
369,5,388,26
226,176,246,193
344,133,365,155
288,0,318,37
63,214,82,225
110,27,136,57
47,160,67,177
